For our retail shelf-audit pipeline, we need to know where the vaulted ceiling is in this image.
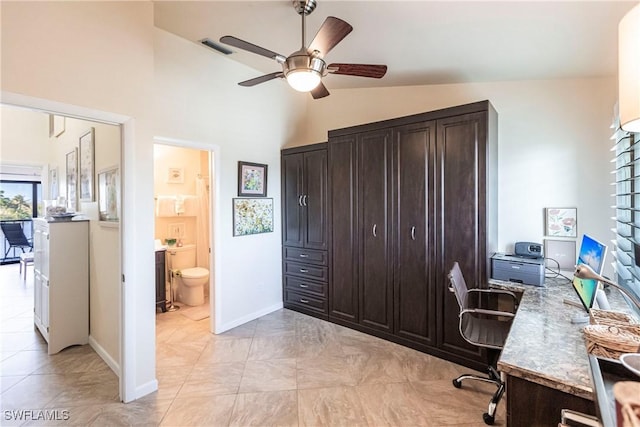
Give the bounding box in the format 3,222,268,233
154,1,636,91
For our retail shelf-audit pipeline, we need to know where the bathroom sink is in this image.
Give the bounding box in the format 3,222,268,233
154,239,167,251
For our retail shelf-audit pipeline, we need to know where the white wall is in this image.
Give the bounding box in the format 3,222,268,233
306,78,617,277
153,28,308,330
1,1,156,401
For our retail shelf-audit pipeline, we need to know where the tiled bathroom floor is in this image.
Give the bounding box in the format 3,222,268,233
0,263,504,426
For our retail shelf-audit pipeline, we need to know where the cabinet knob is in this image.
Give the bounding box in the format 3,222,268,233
411,226,416,241
299,254,309,258
302,195,308,206
299,284,309,288
300,299,309,304
372,224,377,237
300,268,309,273
298,195,303,206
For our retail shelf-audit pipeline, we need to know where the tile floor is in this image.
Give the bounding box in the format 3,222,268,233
0,262,505,426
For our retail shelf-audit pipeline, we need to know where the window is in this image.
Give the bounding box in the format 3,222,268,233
0,180,42,220
612,118,640,301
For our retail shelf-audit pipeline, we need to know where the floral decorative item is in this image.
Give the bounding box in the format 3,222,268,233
238,161,268,197
79,127,95,201
233,198,273,236
545,207,577,237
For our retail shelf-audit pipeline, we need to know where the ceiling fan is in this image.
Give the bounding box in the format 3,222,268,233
219,0,387,99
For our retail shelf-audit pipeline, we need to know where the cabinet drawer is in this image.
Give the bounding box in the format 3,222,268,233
284,261,328,282
285,290,327,314
284,247,327,266
284,275,326,297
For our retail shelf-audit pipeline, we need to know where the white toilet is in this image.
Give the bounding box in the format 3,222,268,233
167,244,209,306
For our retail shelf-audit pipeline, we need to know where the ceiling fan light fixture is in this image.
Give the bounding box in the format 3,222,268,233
286,69,322,92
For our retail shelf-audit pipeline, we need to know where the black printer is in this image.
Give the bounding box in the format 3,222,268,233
491,253,545,287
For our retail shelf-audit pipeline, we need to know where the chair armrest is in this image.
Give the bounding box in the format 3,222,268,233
467,288,519,313
460,308,516,319
468,288,518,301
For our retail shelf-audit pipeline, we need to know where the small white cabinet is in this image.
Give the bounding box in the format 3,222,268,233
33,218,89,354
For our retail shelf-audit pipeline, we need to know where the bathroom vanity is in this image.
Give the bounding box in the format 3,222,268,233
33,218,89,354
155,248,167,312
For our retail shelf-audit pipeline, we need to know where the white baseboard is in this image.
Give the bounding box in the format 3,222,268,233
89,335,120,377
215,302,283,333
134,379,159,401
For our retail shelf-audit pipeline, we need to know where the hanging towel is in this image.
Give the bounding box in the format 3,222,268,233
175,195,185,215
156,196,176,217
183,195,198,216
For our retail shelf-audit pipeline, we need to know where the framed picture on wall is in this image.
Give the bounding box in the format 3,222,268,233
545,207,577,237
98,166,120,227
238,161,268,197
49,114,65,138
48,166,59,200
233,198,273,236
79,127,95,201
66,149,78,212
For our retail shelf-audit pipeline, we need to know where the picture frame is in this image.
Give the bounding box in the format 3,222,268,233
238,161,268,197
545,207,577,237
48,166,59,200
167,167,184,184
79,128,95,201
98,166,120,227
233,198,274,236
66,149,78,212
49,114,65,138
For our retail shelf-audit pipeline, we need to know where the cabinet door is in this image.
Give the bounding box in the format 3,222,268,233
34,271,42,324
303,150,328,250
42,279,50,332
329,136,359,322
393,121,436,345
436,112,487,361
282,153,304,247
358,129,393,333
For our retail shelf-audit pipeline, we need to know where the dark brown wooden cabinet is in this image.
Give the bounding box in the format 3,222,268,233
393,121,436,346
283,101,497,371
329,101,497,370
155,249,166,312
282,143,329,318
358,129,393,333
282,145,328,250
436,111,493,361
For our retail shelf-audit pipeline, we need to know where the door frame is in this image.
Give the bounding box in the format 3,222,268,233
153,136,221,333
1,90,133,400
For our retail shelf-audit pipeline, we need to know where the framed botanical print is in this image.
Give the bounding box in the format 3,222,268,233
238,161,268,197
233,198,273,236
66,149,78,211
545,207,577,237
79,128,95,201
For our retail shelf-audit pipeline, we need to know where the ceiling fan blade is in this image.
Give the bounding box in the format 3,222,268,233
327,63,388,79
238,72,284,87
220,36,285,62
310,82,330,99
308,17,353,57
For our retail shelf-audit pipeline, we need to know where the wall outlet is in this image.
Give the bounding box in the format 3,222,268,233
169,223,185,238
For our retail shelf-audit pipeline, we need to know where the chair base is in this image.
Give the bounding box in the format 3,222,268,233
452,366,505,426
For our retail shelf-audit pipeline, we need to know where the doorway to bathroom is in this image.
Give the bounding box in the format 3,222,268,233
153,142,214,322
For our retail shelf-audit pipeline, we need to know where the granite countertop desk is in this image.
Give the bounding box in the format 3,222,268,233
493,276,594,399
492,275,638,425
